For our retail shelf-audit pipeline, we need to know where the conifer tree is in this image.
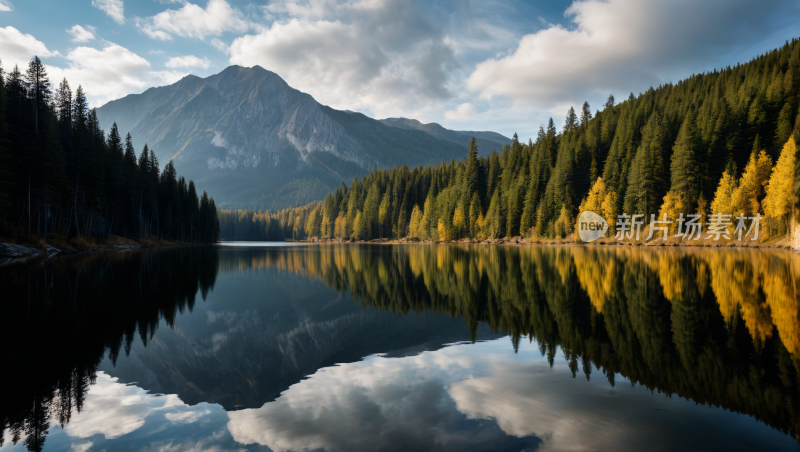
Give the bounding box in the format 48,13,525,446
0,60,11,224
670,117,700,207
564,106,578,132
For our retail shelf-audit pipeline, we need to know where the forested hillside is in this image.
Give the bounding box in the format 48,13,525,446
220,39,800,243
0,57,220,247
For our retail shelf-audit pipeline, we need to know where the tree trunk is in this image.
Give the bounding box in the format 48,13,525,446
74,165,80,236
43,175,48,250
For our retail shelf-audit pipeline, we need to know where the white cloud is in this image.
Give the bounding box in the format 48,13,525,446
166,54,211,69
47,43,187,106
92,0,125,25
230,0,459,118
70,441,94,452
210,37,230,54
137,0,252,41
444,102,476,120
467,0,800,110
165,408,212,424
0,1,13,12
0,26,60,72
67,25,97,43
63,373,184,439
228,338,779,452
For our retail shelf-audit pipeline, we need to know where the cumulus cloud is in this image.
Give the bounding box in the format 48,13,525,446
0,26,60,71
67,25,97,43
63,373,184,439
92,0,125,25
0,1,12,12
137,0,252,41
46,42,187,106
467,0,800,109
231,0,459,118
227,351,491,452
227,338,785,452
444,103,476,120
166,54,211,69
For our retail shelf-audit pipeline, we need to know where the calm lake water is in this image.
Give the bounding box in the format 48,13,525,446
1,243,799,451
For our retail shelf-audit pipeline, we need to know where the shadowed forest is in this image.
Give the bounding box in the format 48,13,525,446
0,57,220,246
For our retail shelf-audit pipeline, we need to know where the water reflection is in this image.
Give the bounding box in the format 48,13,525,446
1,243,799,451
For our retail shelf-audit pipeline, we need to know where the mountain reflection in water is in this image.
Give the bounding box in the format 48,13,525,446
1,244,799,451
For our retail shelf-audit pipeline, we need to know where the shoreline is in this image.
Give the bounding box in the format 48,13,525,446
306,233,795,250
0,237,212,266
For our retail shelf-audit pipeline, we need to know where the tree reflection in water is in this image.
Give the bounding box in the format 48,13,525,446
1,244,800,451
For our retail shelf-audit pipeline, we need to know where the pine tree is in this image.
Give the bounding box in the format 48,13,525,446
581,101,593,127
564,106,578,133
0,59,11,223
670,117,700,207
624,111,667,218
465,137,479,196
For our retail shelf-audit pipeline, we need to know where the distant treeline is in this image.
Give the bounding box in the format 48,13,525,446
0,56,220,243
218,204,315,241
220,39,800,242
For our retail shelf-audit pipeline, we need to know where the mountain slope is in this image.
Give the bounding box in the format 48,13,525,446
96,66,508,209
379,117,510,154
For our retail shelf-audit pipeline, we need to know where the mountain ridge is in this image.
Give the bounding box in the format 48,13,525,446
96,66,511,210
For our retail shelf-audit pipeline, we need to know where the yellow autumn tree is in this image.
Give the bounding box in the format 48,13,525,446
437,218,453,241
729,150,772,217
696,192,708,219
762,136,797,236
601,191,617,234
575,178,618,238
554,205,572,239
334,212,348,238
453,203,467,238
475,212,486,240
408,205,423,238
710,168,738,216
575,178,611,237
658,190,686,234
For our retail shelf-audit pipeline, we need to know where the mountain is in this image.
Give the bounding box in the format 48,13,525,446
378,117,510,154
96,66,510,209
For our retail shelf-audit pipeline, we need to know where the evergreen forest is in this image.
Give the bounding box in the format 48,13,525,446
220,39,800,243
0,57,220,247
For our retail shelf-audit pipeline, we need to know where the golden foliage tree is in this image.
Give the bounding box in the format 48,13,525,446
554,205,572,239
763,136,797,236
710,169,738,216
729,150,772,217
575,178,617,238
408,205,423,238
658,190,687,233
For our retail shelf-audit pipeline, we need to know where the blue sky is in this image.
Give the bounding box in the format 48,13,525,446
1,0,799,140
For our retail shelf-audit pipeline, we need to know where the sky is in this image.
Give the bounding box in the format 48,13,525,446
0,0,799,140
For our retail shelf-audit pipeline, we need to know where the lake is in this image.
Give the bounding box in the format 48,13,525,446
1,243,799,451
